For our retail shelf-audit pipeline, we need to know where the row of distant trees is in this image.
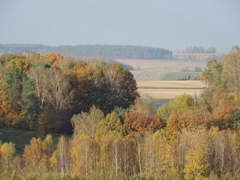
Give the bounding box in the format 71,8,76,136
183,46,217,54
0,44,173,59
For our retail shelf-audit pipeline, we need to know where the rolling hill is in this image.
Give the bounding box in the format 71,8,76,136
0,44,172,59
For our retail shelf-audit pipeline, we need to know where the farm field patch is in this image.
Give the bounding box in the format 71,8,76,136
116,59,207,81
137,80,206,103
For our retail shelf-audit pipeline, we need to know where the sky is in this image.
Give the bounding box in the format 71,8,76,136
0,0,239,52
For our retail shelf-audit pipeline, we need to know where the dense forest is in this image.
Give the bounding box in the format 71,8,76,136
0,44,172,59
0,52,138,134
0,47,240,180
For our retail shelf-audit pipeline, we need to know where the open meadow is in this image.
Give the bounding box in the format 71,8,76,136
116,59,207,108
116,59,207,81
137,80,207,108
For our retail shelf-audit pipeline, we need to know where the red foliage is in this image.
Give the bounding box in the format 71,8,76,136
124,112,166,135
40,53,63,66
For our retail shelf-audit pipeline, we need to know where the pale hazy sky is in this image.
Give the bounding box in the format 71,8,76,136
0,0,239,51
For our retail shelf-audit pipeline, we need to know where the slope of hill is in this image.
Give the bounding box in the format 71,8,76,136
0,44,172,59
116,59,207,81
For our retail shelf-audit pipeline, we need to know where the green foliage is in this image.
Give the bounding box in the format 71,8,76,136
96,112,126,138
2,66,40,129
231,110,240,128
21,76,39,129
4,67,23,106
202,59,225,88
201,48,240,90
157,105,171,120
0,128,38,154
157,95,195,120
169,95,195,111
113,107,129,124
0,53,16,65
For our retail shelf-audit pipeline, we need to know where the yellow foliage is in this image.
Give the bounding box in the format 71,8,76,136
166,112,189,140
157,95,196,125
0,142,15,160
23,136,54,171
96,112,124,139
184,150,209,180
181,130,210,180
0,80,17,124
6,58,30,73
49,151,58,169
70,137,100,175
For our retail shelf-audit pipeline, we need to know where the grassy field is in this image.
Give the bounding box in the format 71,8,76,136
0,128,38,153
137,80,206,89
0,128,62,154
137,81,206,108
162,71,200,80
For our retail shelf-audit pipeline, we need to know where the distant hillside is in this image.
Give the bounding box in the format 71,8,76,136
0,44,172,59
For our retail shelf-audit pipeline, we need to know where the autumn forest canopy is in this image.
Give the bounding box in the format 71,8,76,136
0,52,139,133
1,47,240,179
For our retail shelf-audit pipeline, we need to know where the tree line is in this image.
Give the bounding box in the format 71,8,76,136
0,44,173,59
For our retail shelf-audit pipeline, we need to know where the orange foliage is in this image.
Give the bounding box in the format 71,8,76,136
0,80,17,125
23,136,54,171
40,53,63,67
124,111,166,136
211,100,237,129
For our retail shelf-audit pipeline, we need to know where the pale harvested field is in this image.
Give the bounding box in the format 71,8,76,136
138,88,204,99
116,59,207,81
137,80,206,99
137,80,206,88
